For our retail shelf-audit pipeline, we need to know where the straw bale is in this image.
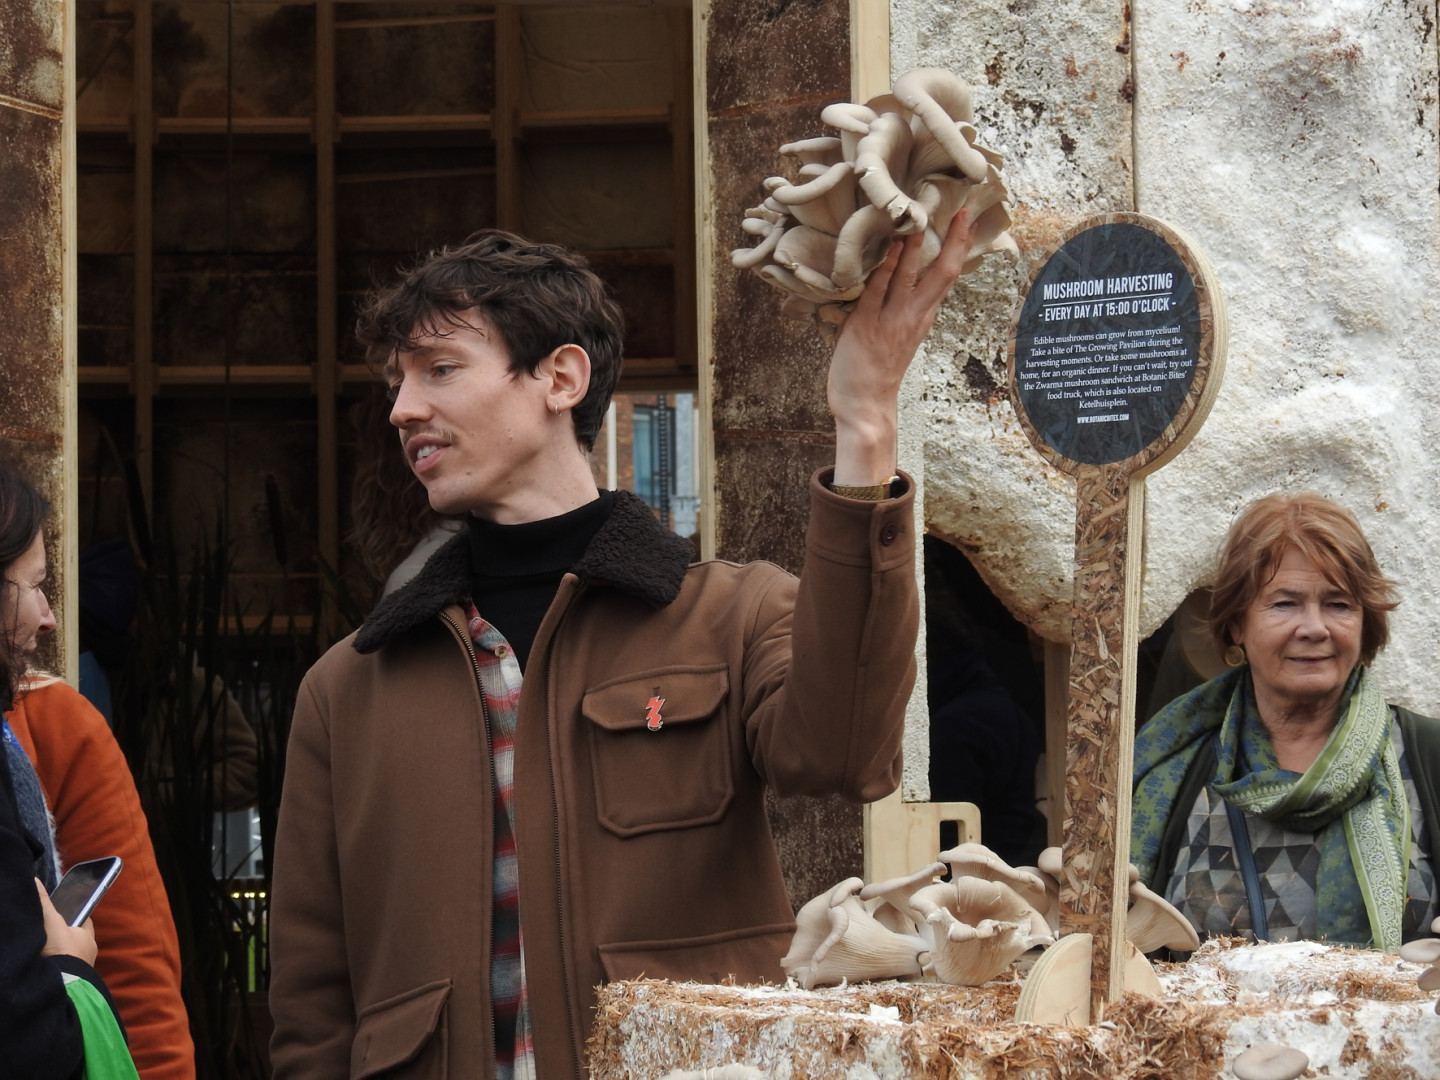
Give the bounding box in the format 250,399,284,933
589,939,1440,1079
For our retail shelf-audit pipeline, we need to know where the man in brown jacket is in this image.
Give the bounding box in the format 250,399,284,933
269,215,976,1080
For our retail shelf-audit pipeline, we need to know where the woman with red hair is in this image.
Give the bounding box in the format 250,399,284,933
1132,492,1440,951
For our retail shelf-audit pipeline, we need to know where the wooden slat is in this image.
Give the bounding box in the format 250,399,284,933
335,166,496,185
670,6,696,372
315,0,340,608
157,116,311,136
61,0,81,680
584,247,675,267
518,108,669,130
864,790,981,885
493,5,521,231
156,366,315,387
850,0,890,100
133,0,155,509
77,119,129,135
337,113,491,135
1060,465,1144,1016
690,0,715,562
335,13,495,31
1045,639,1070,847
77,366,137,385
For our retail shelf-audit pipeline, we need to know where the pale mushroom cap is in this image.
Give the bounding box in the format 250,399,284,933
1431,914,1440,935
1037,846,1063,879
782,884,847,975
780,136,843,166
1399,937,1440,965
804,893,929,989
858,862,947,905
1127,880,1200,953
1231,1043,1309,1080
939,842,1048,906
1417,965,1440,992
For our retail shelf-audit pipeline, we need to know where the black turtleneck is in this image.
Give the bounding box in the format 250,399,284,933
464,491,614,671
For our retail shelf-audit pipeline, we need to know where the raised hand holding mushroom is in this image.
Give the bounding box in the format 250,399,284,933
732,66,1015,341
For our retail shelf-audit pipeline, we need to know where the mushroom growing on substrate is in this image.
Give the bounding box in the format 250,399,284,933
858,862,947,938
781,877,930,990
1125,879,1200,954
1399,937,1440,965
1230,1043,1309,1080
1033,847,1197,953
906,877,1052,986
1400,935,1440,1012
732,66,1017,340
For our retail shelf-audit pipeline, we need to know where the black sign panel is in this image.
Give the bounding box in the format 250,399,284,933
1012,222,1201,466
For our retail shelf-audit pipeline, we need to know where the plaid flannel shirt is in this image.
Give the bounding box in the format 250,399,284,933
466,606,535,1080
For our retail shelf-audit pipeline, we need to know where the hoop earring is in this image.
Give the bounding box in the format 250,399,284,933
1224,644,1246,667
552,402,560,415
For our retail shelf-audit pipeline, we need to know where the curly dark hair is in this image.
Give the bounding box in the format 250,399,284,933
0,465,49,710
355,229,626,451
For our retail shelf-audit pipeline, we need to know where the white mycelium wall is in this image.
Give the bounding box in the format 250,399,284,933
893,0,1440,799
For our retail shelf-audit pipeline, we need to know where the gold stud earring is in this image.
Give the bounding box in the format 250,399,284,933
1224,644,1246,667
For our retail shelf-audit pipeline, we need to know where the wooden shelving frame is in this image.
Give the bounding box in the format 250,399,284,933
75,1,696,635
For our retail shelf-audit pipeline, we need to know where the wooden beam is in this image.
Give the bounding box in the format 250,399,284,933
850,0,890,100
1061,466,1144,1012
337,114,492,136
61,0,79,680
157,116,312,137
670,5,696,372
494,5,522,231
132,0,154,515
863,790,980,884
315,0,339,614
335,14,496,31
691,0,715,562
1045,639,1070,848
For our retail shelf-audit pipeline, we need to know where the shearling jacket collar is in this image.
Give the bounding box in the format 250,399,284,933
354,490,695,654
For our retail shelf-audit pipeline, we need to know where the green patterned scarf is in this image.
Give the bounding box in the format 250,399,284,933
1131,665,1410,951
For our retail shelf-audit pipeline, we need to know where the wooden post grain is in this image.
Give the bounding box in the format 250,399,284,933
1007,212,1227,1020
1063,464,1144,1009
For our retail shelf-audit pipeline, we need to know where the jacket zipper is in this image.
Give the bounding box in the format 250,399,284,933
439,609,500,1072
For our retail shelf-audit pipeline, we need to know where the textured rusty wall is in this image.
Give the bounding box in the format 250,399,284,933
703,0,859,911
893,0,1136,647
0,0,72,677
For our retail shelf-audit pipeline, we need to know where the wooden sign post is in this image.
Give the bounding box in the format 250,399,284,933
1006,213,1227,1019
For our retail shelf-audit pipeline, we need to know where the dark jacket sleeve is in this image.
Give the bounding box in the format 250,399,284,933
0,748,88,1080
744,468,918,803
268,672,355,1080
1394,706,1440,874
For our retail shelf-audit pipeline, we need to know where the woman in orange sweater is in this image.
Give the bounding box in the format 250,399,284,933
0,465,194,1080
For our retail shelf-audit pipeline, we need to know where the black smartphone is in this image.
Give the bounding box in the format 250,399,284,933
49,856,123,927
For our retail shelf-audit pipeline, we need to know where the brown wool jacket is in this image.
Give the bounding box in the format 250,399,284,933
268,470,918,1080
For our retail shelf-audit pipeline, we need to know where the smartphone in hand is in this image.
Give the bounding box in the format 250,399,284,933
49,857,123,927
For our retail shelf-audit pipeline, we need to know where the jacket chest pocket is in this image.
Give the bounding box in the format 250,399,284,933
582,665,734,837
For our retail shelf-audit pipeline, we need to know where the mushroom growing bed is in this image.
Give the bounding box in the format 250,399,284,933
587,939,1440,1078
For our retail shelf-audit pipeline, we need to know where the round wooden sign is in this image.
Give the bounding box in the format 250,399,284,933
1007,213,1226,476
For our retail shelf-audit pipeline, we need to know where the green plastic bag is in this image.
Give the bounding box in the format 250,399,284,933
62,973,141,1080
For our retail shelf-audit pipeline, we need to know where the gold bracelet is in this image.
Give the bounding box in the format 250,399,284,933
829,475,900,501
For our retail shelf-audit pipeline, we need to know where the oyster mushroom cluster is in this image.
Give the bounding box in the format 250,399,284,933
1400,916,1440,1013
782,843,1199,991
732,67,1018,341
